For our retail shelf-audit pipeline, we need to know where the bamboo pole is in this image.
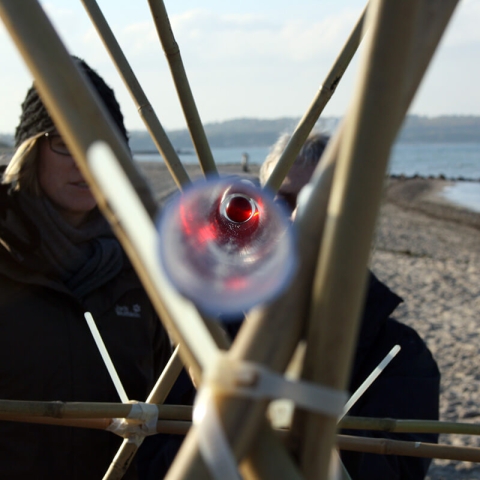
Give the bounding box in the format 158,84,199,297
104,346,185,480
292,2,429,478
288,0,459,472
6,411,480,466
80,0,191,190
0,399,192,421
339,417,480,436
337,435,480,463
264,3,368,194
147,0,218,177
0,0,218,380
8,402,480,439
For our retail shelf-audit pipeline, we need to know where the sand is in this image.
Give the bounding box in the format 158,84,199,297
373,178,480,480
138,162,480,479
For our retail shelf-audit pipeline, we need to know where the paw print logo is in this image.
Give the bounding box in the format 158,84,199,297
133,304,141,314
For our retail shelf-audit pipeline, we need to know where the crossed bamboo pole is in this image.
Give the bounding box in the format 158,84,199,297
80,0,191,190
4,399,480,465
4,395,480,438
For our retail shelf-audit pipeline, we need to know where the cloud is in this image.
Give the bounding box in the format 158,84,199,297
166,8,361,63
442,0,480,46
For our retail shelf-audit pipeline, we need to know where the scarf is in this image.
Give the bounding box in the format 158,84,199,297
8,191,124,297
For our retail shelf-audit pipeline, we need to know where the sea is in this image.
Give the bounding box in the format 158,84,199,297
135,142,480,213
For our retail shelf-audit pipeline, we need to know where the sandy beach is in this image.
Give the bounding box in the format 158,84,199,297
139,162,480,479
373,177,480,479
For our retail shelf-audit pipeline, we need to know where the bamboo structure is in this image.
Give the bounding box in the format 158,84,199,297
0,0,469,479
80,0,191,190
264,3,367,194
147,0,218,177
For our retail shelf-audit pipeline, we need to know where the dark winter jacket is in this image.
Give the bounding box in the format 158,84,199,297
341,272,441,480
0,184,172,479
137,272,440,480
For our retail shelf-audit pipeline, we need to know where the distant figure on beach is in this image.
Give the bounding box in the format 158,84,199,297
241,151,250,172
261,133,440,480
0,57,183,479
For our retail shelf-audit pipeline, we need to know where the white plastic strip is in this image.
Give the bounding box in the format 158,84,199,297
206,356,347,418
193,354,348,479
194,388,242,480
340,344,401,420
84,312,129,403
106,402,159,446
87,142,219,372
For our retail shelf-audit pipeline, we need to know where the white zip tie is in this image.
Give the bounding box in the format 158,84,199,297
84,312,129,403
193,354,348,479
340,344,401,420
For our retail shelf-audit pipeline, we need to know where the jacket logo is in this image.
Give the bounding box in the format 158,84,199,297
115,304,141,318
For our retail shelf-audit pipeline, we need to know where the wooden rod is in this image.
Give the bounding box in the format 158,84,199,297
265,2,368,194
104,346,185,480
338,435,480,463
80,0,191,190
296,1,425,478
147,0,218,176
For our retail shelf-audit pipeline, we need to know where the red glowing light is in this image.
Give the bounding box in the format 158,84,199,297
225,196,254,223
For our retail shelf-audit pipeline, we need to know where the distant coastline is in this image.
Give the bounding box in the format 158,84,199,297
2,115,480,153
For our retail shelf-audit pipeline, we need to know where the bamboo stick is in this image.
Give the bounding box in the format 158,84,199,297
80,0,191,190
337,435,480,463
339,416,480,436
0,415,190,435
287,0,459,471
0,0,219,379
147,0,218,177
7,402,480,439
6,411,480,466
294,2,429,478
264,3,368,194
103,346,185,480
0,400,192,421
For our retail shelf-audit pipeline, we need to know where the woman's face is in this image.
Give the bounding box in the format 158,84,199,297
37,135,97,227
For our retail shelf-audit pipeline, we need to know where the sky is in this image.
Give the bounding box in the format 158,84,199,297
0,0,479,134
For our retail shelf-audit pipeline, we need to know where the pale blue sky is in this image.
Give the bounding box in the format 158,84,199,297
1,0,479,133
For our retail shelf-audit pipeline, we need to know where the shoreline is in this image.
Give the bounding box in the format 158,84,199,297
138,161,480,225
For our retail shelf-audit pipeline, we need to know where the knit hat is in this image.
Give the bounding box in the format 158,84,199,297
14,56,128,148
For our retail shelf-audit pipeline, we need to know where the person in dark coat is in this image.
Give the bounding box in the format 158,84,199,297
261,132,440,480
0,57,173,479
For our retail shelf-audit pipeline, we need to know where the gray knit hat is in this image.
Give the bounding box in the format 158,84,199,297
14,56,128,148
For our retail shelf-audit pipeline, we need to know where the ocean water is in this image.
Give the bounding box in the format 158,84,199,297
135,142,480,212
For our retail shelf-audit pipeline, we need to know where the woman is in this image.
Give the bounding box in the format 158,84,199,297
0,58,172,479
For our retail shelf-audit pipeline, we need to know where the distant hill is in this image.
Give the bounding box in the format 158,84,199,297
398,115,480,143
2,115,480,153
129,117,339,151
129,115,480,152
